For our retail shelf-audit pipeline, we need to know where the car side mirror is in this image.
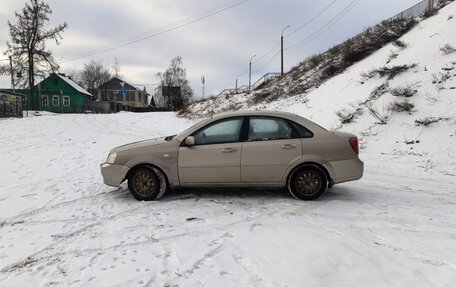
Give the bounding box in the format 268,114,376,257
185,136,195,146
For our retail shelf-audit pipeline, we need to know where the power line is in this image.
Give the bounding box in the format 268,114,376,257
248,0,341,73
252,0,338,65
59,0,248,63
252,49,280,73
287,0,339,37
286,0,360,50
252,41,280,64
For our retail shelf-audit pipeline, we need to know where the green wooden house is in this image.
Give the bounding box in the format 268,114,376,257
28,73,93,113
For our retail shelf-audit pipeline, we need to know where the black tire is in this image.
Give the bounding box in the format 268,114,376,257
128,166,167,201
288,165,328,200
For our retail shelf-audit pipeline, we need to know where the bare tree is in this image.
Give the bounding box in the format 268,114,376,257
63,68,81,84
80,59,112,96
0,64,9,75
156,56,193,110
4,0,68,89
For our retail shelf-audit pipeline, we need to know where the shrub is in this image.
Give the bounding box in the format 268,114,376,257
368,104,389,124
389,100,415,113
392,40,408,49
440,43,456,54
389,85,417,97
361,82,390,105
448,15,454,21
249,86,285,105
415,117,443,126
363,64,417,80
387,50,399,64
336,108,363,124
177,106,191,116
321,63,344,78
432,72,451,90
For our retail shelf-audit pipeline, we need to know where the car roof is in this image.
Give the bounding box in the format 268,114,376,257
211,110,300,120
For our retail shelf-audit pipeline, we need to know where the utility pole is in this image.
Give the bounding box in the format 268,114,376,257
428,0,434,12
249,55,256,93
201,76,205,98
8,56,15,92
60,89,63,114
281,25,290,76
235,74,243,94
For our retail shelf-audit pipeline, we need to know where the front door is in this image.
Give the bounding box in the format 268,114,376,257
241,116,302,182
178,117,244,184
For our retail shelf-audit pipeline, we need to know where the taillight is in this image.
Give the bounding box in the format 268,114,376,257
349,137,359,154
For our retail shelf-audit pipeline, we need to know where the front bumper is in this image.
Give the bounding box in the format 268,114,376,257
100,162,130,187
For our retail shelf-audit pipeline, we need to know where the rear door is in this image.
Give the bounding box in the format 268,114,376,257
241,116,302,183
178,117,244,184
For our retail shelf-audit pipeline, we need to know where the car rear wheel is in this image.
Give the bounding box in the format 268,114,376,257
288,165,327,200
128,166,167,201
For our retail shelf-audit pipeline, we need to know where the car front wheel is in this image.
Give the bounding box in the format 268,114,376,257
288,165,327,200
128,166,167,201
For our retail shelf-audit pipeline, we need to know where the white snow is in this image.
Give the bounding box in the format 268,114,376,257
1,3,456,286
1,111,456,286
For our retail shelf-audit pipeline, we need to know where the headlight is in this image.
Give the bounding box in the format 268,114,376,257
106,152,117,164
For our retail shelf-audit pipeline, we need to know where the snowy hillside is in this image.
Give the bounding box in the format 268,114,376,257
186,2,456,175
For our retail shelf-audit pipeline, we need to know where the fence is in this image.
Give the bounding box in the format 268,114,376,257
251,73,281,91
389,0,446,21
214,73,281,97
0,90,23,118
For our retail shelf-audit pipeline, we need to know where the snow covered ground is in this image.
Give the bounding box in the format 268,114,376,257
1,112,456,286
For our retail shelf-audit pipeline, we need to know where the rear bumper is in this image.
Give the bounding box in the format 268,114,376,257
100,163,130,187
327,158,364,184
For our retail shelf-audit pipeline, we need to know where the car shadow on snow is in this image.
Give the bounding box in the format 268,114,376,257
111,184,359,203
164,186,359,202
162,187,291,201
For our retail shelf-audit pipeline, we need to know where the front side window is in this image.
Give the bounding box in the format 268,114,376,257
248,117,292,141
53,96,59,106
42,95,48,106
193,117,243,145
63,96,70,107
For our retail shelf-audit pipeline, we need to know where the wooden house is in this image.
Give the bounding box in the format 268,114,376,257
97,77,149,108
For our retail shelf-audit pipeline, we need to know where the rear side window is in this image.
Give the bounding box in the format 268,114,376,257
248,117,292,141
289,121,313,138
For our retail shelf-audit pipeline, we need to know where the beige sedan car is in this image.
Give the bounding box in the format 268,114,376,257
101,111,363,200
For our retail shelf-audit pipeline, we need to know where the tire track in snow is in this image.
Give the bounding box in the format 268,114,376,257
0,186,119,224
0,217,252,274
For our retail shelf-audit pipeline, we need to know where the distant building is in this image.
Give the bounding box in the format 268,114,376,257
0,89,25,118
152,86,181,109
34,73,93,113
97,77,149,108
1,73,93,113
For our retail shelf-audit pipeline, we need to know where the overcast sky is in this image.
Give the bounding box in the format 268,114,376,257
0,0,419,98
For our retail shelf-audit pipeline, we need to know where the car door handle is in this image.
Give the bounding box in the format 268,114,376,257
221,147,237,153
281,144,297,150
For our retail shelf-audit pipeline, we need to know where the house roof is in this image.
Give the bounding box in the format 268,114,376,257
99,76,138,90
54,73,92,96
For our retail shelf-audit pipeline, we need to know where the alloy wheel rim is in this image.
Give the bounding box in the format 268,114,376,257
133,172,157,196
295,171,321,195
